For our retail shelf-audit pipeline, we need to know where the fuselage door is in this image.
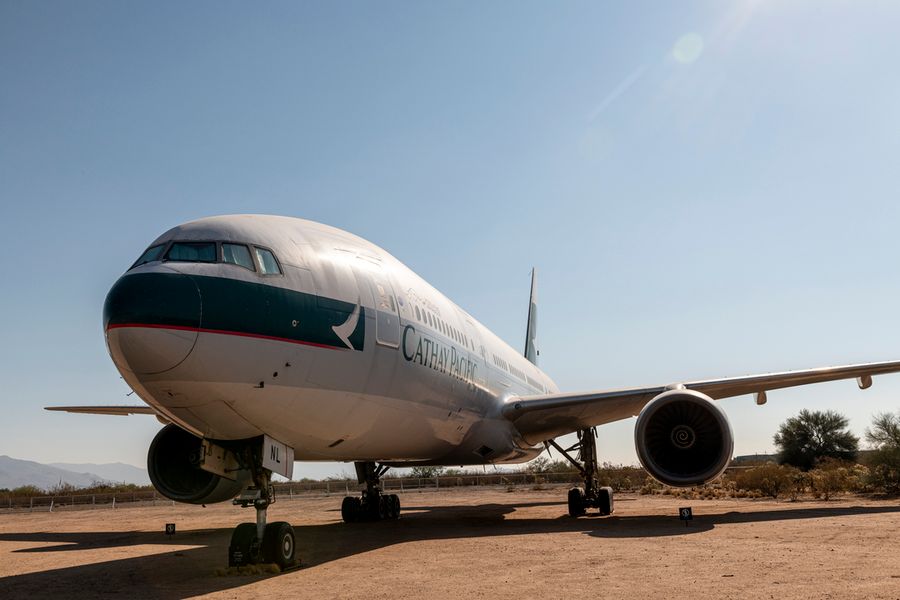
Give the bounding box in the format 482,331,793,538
368,268,401,348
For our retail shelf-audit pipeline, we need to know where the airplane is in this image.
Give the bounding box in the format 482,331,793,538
47,214,900,570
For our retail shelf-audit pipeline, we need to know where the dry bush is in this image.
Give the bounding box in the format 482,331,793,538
639,479,662,495
864,447,900,495
809,458,867,500
731,463,800,499
597,464,648,491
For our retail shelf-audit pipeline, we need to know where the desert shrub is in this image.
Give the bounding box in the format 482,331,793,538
639,479,662,495
597,464,648,491
863,411,900,495
46,482,79,495
9,485,44,497
864,447,900,495
523,456,551,474
409,466,445,478
787,470,811,501
732,463,799,499
808,458,866,500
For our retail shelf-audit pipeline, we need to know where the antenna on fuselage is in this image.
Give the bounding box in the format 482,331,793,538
524,268,538,365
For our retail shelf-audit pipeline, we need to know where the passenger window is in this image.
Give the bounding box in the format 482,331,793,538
166,242,217,263
132,244,165,268
222,243,255,270
254,247,282,275
415,306,421,321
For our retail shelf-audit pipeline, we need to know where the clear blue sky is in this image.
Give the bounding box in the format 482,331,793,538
2,1,900,479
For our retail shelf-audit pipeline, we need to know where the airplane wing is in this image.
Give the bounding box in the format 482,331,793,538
503,359,900,444
45,405,158,416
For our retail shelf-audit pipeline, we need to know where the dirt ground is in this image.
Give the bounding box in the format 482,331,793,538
1,487,898,600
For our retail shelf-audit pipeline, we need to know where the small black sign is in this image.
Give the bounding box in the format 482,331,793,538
679,507,693,522
165,523,176,536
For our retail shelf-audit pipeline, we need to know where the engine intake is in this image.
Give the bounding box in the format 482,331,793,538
634,389,734,487
148,424,250,504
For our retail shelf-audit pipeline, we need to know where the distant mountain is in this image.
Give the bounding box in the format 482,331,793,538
0,456,106,491
49,462,150,486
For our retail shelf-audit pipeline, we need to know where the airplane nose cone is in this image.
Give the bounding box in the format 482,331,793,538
103,269,202,374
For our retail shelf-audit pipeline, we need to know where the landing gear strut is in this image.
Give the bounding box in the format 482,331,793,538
228,449,297,570
547,428,614,517
341,461,401,523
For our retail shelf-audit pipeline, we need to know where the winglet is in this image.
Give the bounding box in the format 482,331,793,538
524,268,538,365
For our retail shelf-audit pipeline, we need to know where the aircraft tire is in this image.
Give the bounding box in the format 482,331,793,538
390,494,401,519
341,496,360,523
228,522,258,567
262,521,296,570
377,494,388,520
597,486,613,515
567,488,586,517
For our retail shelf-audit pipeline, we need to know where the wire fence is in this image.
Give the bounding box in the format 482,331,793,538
0,472,588,514
0,467,752,514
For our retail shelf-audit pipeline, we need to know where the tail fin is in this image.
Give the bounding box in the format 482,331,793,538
524,268,538,365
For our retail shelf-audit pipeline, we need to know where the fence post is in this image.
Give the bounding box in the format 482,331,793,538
30,497,33,512
400,478,403,492
435,476,439,489
112,496,116,510
326,481,330,495
92,495,95,509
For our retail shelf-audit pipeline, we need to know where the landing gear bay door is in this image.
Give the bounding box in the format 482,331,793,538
262,435,295,479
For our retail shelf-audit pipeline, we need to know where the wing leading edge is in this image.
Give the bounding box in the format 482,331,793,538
503,359,900,444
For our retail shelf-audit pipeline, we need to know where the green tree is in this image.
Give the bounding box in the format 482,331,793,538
774,409,859,471
409,466,444,478
865,411,900,448
864,411,900,495
524,456,551,474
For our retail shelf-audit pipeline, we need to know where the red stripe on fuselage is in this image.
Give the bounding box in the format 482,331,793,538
106,323,347,351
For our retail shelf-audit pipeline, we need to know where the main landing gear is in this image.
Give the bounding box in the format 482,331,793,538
341,462,401,523
228,452,297,570
547,427,614,518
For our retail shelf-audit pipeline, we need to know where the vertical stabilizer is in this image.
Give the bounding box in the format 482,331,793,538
524,268,538,365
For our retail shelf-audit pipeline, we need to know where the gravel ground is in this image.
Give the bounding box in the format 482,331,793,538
1,487,898,599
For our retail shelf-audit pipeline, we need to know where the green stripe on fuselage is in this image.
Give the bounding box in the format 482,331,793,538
105,272,365,351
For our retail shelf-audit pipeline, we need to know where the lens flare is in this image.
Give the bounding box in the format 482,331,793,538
672,33,704,64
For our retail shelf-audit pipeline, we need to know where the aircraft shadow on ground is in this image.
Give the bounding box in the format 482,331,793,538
2,501,899,598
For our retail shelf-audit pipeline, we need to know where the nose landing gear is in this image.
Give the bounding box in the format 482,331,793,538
341,461,401,523
228,453,298,570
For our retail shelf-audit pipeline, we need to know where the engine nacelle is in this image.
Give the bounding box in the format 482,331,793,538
634,389,734,487
148,424,250,505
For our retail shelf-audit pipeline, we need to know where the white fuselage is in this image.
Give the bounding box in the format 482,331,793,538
106,215,558,466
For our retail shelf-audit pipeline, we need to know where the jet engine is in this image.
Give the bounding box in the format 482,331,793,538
148,424,250,504
634,389,734,487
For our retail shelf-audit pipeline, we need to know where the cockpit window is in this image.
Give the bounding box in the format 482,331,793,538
166,242,217,263
132,244,165,268
222,243,255,271
254,247,282,275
